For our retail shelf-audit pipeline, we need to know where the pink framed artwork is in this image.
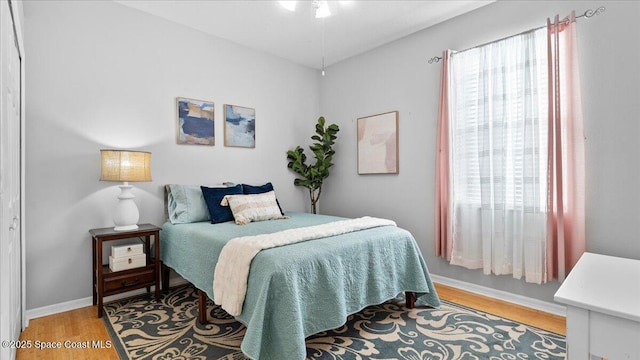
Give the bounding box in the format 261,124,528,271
357,111,398,174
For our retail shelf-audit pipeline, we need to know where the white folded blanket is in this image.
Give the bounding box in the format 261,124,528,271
213,216,396,316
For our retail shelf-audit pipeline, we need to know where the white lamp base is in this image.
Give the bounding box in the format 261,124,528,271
114,224,139,231
113,183,140,231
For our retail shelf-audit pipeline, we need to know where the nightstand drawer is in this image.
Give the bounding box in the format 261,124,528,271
103,267,155,292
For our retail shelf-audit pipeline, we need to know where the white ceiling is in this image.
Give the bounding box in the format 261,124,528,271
115,0,494,69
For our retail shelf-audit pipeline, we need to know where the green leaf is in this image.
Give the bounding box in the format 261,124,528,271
286,116,340,210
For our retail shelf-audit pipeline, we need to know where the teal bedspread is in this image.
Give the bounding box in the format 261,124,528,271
160,212,440,360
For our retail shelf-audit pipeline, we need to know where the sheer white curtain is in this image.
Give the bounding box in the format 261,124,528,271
448,28,550,283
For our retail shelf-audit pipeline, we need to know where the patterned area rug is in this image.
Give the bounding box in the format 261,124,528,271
103,285,565,360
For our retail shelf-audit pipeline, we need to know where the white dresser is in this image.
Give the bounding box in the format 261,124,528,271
554,252,640,359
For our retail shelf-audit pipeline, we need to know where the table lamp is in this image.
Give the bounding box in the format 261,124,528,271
100,149,152,231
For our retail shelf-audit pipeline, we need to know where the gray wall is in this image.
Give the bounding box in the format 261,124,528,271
320,0,640,302
24,0,640,310
24,1,320,309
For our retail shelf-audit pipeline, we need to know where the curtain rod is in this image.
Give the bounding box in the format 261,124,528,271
427,6,605,64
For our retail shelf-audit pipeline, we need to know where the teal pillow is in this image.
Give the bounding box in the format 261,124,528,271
167,184,211,224
201,184,244,224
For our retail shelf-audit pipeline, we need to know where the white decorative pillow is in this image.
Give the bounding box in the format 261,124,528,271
221,191,287,225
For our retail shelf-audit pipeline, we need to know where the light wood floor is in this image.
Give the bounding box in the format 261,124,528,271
16,283,565,359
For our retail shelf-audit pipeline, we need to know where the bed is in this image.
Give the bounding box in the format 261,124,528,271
159,185,440,360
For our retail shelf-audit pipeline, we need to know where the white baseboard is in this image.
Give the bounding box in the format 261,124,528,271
430,274,566,317
25,278,189,325
25,274,565,327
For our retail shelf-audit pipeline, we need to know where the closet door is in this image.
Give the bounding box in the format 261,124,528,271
0,0,23,358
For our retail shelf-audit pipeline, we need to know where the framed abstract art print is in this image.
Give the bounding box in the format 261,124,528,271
224,104,255,148
176,97,214,146
357,111,398,174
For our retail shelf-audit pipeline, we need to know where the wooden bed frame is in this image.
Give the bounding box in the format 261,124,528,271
162,262,416,324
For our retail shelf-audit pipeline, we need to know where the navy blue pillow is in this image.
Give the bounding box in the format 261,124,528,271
242,182,274,194
242,182,284,215
201,184,244,224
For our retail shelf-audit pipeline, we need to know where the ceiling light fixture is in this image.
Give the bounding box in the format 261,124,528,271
278,1,331,76
279,1,296,12
279,1,334,18
312,0,331,18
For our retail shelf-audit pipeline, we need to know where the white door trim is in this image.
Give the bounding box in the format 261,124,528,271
6,0,26,330
14,0,26,331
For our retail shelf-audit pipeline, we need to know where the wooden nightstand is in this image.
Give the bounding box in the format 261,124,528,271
89,224,161,318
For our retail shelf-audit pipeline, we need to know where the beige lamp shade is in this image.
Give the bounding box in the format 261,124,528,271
100,150,152,182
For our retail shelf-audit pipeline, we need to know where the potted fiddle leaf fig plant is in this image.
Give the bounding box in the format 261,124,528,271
286,116,339,214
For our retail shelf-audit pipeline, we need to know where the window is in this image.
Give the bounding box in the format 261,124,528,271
437,14,585,284
447,28,550,283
